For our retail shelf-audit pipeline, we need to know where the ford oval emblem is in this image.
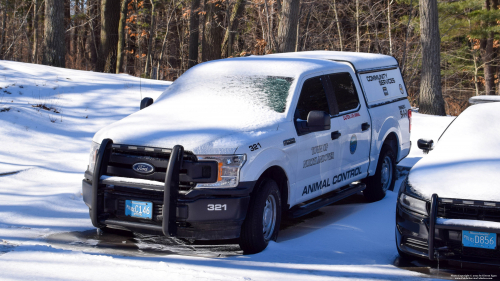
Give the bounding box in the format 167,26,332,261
132,162,155,174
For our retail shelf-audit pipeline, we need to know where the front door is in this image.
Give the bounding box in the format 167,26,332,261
293,75,341,205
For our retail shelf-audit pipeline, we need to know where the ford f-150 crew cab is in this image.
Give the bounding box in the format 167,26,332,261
82,51,411,254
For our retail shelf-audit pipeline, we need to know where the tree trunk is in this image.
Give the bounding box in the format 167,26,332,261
221,0,246,57
88,0,101,70
64,0,71,60
42,0,66,67
0,4,5,60
97,0,120,73
116,0,131,73
202,0,223,61
188,0,201,67
418,0,446,115
144,0,156,76
32,0,39,63
277,0,300,53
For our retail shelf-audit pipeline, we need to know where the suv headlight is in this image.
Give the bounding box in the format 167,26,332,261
196,155,246,188
88,141,100,174
399,193,428,215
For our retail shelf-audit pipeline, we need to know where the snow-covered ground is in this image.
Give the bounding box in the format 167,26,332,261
0,60,458,280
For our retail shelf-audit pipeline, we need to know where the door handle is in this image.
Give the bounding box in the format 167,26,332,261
331,131,341,140
361,122,370,131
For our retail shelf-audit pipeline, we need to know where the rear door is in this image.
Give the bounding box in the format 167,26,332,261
325,72,371,185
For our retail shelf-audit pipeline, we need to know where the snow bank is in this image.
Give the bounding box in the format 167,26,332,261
408,103,500,201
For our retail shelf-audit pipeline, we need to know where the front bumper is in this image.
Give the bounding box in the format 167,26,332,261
396,194,500,267
83,140,255,240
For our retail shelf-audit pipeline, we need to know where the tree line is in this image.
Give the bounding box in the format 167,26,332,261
0,0,499,116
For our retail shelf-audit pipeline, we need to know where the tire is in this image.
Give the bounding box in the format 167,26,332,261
239,178,282,254
363,144,396,202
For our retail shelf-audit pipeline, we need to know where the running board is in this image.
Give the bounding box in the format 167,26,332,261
288,182,366,218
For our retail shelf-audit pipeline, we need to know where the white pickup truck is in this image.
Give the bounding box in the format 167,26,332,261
82,51,411,254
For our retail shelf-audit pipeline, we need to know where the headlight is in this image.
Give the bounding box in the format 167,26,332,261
88,142,100,174
196,155,246,188
399,193,428,215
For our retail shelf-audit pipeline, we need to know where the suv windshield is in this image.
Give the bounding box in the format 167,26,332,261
158,75,294,113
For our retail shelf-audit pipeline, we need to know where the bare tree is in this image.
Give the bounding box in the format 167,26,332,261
277,0,300,52
418,0,446,115
32,0,39,63
145,0,156,76
480,0,497,95
116,0,131,73
356,0,359,52
43,0,66,67
332,0,342,51
221,0,246,57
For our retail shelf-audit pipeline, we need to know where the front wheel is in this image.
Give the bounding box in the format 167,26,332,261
239,179,281,254
363,144,396,202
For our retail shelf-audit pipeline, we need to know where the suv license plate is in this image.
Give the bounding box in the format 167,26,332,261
125,200,153,220
462,230,497,249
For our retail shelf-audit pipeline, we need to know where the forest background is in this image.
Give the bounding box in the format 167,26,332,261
0,0,499,116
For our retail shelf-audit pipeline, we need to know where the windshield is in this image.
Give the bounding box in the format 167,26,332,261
157,75,293,113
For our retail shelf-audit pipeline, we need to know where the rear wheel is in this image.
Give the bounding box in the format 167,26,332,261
363,144,396,202
239,179,281,254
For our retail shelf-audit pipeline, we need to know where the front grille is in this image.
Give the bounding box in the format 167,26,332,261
105,145,197,192
437,199,500,223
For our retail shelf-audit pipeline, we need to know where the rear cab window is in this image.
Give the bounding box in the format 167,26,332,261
327,73,360,114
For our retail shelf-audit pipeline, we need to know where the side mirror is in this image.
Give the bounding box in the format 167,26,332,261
417,138,433,154
296,110,331,135
140,97,154,110
307,111,331,132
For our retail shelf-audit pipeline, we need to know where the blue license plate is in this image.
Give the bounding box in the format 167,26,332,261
462,231,497,249
125,200,153,219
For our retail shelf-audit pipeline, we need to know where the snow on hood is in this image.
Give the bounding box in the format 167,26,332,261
408,103,500,201
92,107,282,154
92,59,304,154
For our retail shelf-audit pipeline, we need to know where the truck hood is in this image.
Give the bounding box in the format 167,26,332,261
92,102,283,154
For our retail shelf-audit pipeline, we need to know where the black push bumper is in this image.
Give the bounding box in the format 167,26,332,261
396,193,500,267
82,139,254,240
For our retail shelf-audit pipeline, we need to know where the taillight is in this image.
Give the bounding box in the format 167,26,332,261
408,109,412,132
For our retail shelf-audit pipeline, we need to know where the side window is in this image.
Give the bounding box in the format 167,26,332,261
295,76,330,120
328,73,360,113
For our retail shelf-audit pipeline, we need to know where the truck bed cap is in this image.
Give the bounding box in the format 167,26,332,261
268,51,398,72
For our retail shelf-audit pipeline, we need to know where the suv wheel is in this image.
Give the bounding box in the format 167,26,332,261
363,144,396,202
239,179,281,254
